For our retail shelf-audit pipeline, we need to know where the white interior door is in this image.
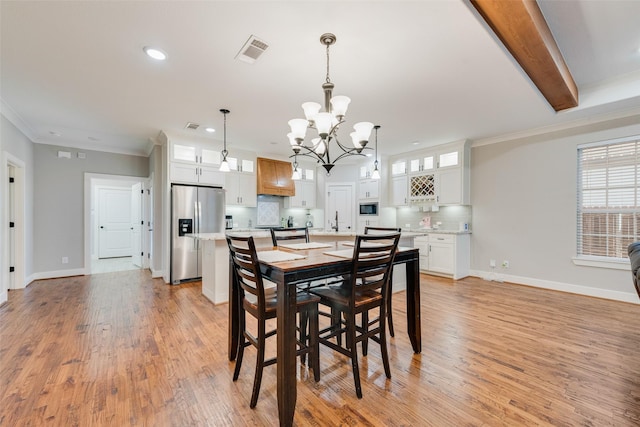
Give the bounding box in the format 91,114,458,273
326,183,354,232
131,182,143,267
98,187,132,258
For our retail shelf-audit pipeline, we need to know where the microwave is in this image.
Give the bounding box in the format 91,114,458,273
359,202,379,216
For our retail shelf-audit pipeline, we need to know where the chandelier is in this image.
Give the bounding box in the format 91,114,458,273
288,33,374,174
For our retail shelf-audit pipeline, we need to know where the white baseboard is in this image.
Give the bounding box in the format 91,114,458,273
0,290,7,305
470,269,640,304
150,268,164,279
30,268,86,282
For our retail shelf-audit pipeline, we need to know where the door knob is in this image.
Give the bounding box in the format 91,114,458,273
100,226,104,229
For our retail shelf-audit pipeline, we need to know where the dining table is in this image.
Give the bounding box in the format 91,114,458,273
227,241,421,427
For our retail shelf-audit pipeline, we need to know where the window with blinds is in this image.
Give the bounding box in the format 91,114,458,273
577,137,640,259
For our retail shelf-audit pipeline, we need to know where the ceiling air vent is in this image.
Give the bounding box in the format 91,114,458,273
185,122,200,130
235,35,269,64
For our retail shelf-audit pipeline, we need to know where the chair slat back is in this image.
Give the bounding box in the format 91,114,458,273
350,233,401,298
227,235,267,307
270,227,310,247
364,226,402,235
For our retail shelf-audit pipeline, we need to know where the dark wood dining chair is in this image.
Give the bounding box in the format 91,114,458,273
269,226,310,246
364,226,402,338
311,232,401,398
226,235,320,408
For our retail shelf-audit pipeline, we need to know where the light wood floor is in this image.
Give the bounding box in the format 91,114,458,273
1,270,639,426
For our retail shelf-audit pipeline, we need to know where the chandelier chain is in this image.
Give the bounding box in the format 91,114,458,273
325,43,331,84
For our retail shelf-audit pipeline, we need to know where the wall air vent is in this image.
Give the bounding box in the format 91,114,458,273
235,35,269,64
185,122,200,130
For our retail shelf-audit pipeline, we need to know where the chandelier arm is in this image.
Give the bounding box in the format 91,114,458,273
290,145,329,164
332,148,370,163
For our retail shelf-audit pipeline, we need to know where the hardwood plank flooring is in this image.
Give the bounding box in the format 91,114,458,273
1,270,639,426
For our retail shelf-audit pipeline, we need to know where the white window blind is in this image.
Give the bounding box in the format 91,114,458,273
577,137,640,259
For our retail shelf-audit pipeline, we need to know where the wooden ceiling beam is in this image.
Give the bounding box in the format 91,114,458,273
470,0,578,111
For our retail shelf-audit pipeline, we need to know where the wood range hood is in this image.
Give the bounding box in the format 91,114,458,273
256,157,295,196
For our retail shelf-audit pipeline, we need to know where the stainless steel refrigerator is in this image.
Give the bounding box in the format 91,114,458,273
171,184,225,284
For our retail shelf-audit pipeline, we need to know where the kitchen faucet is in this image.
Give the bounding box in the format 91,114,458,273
331,210,339,232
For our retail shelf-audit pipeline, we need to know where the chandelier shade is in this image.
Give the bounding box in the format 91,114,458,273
287,33,372,174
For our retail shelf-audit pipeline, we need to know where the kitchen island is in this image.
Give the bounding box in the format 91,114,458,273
187,229,432,304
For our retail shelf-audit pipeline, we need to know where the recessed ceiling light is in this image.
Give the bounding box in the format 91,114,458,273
205,127,215,133
143,46,167,61
88,136,100,141
365,153,373,157
49,131,61,136
270,141,278,145
411,141,420,146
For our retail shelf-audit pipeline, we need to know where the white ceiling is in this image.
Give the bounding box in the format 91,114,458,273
2,1,640,159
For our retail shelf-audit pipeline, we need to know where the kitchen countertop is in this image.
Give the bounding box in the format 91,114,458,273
187,228,470,241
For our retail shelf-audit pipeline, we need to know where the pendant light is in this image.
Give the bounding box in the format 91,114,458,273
219,109,231,172
371,125,381,180
291,154,302,180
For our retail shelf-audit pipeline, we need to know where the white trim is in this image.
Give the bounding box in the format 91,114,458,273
572,256,630,271
3,152,26,291
469,269,639,304
84,173,147,275
0,98,36,142
150,268,163,279
0,290,7,306
30,268,86,281
471,106,640,148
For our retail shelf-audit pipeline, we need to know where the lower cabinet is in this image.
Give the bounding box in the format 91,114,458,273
414,233,469,279
357,217,379,233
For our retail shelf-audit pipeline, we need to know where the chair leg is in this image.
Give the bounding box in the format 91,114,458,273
299,311,308,365
233,312,246,381
347,313,363,399
387,282,395,337
331,308,342,346
250,322,266,408
379,305,392,379
361,311,369,356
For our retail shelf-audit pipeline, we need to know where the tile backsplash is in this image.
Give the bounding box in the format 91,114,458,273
395,205,472,231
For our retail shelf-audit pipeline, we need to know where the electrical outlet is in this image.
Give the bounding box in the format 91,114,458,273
62,257,69,264
502,260,510,268
489,259,496,268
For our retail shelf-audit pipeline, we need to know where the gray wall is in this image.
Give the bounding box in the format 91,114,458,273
470,115,640,299
33,144,148,273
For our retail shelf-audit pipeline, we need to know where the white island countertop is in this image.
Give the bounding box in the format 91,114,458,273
187,228,470,241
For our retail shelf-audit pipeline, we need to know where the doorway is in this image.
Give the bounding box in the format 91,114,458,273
84,173,149,275
325,183,355,232
3,153,25,294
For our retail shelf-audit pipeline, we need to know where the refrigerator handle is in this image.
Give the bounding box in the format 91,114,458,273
194,201,198,250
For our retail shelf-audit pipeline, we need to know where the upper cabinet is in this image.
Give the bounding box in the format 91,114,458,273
170,142,225,186
286,166,316,208
256,157,295,196
389,140,470,206
358,178,379,200
225,172,257,207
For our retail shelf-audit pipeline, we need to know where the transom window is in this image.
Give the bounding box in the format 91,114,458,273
577,137,640,259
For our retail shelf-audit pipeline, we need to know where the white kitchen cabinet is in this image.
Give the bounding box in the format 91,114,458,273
227,156,255,173
357,217,379,233
409,155,435,173
170,162,225,186
428,234,455,275
413,236,429,272
170,141,227,185
285,179,316,208
225,172,257,207
172,143,221,167
391,160,407,176
422,233,470,279
389,140,470,206
358,178,379,200
391,175,408,206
